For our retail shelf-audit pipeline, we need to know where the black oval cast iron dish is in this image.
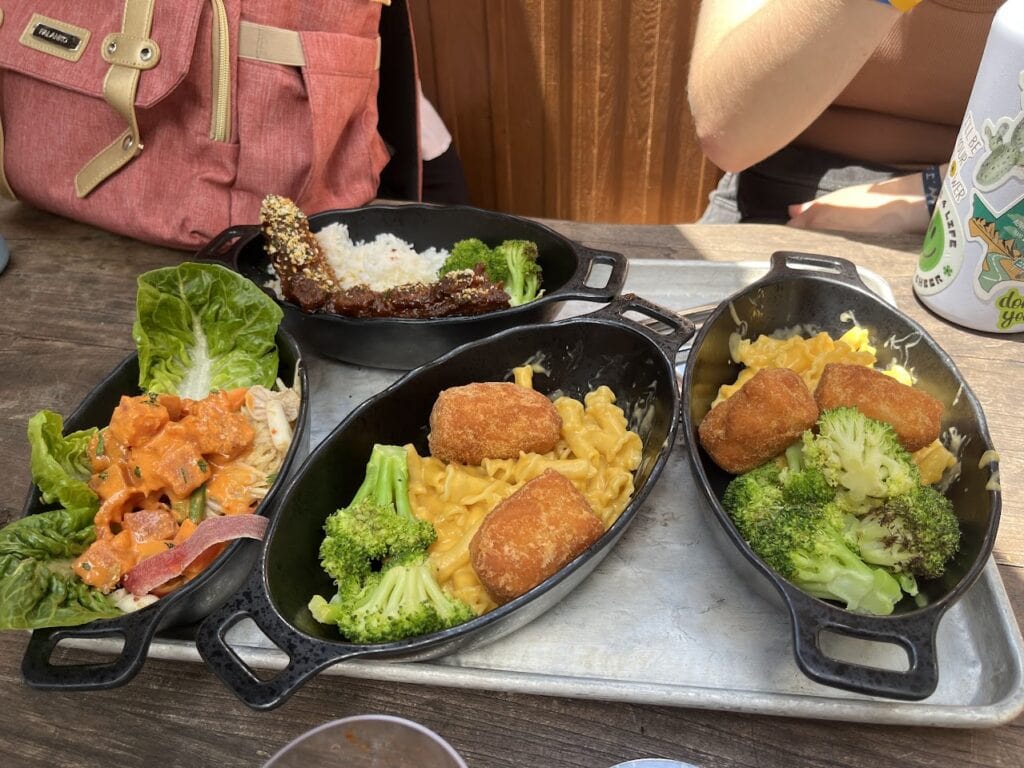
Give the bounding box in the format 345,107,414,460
20,329,310,691
194,203,628,370
682,251,1001,701
195,294,694,710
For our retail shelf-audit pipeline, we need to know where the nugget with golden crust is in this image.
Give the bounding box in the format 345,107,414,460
698,367,819,474
469,469,604,604
814,363,943,452
428,382,562,465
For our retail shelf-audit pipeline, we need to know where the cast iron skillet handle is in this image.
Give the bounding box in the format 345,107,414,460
192,224,259,266
557,245,629,301
589,293,696,358
767,251,866,288
786,588,940,700
21,609,158,690
196,576,356,711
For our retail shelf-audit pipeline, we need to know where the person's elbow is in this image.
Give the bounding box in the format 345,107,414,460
691,114,759,174
688,91,760,173
694,130,752,174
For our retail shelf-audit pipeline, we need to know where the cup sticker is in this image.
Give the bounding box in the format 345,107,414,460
966,192,1024,330
968,193,1024,300
973,74,1024,192
915,193,964,296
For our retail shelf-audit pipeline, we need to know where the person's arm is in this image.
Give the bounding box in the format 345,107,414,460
687,0,902,172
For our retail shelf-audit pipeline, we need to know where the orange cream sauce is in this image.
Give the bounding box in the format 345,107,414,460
73,388,258,593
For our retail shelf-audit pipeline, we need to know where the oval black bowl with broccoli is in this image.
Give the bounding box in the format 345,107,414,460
682,251,1001,701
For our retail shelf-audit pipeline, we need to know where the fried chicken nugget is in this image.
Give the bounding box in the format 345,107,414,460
469,469,604,604
814,363,943,452
698,367,819,474
428,382,562,465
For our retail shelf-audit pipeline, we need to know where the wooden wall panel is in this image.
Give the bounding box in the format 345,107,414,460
409,0,721,225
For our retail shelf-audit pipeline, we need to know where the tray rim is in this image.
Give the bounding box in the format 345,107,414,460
617,258,897,307
55,557,1024,727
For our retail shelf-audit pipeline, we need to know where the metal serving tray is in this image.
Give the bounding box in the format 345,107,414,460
66,260,1024,726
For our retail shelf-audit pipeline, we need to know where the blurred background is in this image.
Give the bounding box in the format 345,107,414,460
410,0,719,224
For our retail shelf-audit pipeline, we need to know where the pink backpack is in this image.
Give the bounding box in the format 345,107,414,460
0,1,414,249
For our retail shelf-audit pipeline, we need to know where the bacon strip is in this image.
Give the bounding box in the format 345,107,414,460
123,515,269,596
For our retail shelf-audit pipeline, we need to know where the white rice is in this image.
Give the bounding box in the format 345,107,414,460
315,222,449,292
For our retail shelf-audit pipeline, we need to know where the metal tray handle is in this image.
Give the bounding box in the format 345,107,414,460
785,586,940,700
556,245,629,302
21,608,160,690
195,568,364,711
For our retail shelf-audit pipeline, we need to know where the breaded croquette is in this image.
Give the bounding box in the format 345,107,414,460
698,367,819,474
814,363,943,452
428,382,562,465
469,469,604,604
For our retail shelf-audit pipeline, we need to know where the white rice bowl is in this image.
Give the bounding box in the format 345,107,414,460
315,222,449,292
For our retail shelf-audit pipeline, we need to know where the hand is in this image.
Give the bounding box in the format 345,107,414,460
786,173,932,234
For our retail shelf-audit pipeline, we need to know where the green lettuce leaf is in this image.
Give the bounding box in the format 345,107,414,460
132,262,283,398
0,506,121,629
27,410,99,512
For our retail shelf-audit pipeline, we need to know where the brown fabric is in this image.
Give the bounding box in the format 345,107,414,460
796,0,1003,168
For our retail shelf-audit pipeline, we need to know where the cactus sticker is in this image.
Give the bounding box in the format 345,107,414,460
974,73,1024,192
914,193,964,296
975,115,1024,190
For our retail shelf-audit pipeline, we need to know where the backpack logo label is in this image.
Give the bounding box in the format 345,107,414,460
20,15,91,63
32,24,81,51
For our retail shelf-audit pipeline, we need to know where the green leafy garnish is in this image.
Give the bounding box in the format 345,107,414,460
133,262,283,398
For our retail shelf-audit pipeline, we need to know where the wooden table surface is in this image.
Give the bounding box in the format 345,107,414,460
1,199,1022,768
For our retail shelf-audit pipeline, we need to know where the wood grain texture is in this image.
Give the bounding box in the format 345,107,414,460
0,200,1021,767
409,0,720,224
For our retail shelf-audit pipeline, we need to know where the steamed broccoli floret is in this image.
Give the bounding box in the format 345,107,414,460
314,551,476,644
310,444,476,642
781,467,836,508
438,238,542,306
740,497,903,615
721,462,785,531
720,405,962,616
317,444,435,593
724,461,902,615
723,462,837,526
801,407,920,511
848,484,961,579
493,239,542,306
438,238,507,279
